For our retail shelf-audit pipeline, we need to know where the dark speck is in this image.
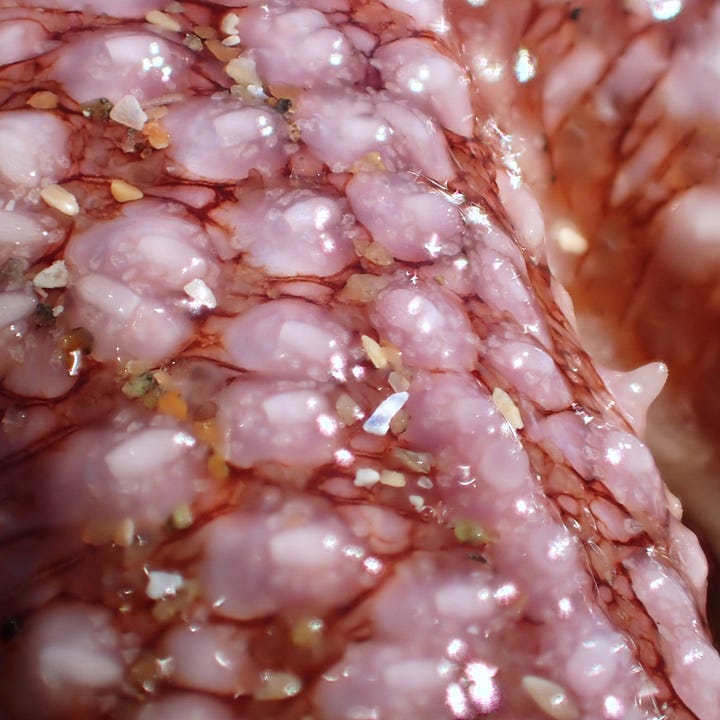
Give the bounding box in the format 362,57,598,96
81,97,113,121
34,303,56,327
275,98,292,114
570,7,582,21
1,617,21,641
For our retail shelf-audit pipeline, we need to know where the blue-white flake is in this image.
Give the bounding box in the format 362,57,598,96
362,391,409,436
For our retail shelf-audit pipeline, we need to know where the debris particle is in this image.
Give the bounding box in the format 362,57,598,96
110,179,144,203
351,150,386,173
417,476,433,490
453,518,494,546
40,184,79,216
380,469,406,488
113,518,135,547
59,326,93,354
156,370,177,390
171,503,194,530
82,97,113,120
183,278,217,309
229,83,261,102
291,617,325,648
143,102,171,119
33,259,69,289
220,12,240,35
336,393,364,426
521,676,580,720
222,35,241,47
165,1,183,12
1,257,28,286
362,240,394,266
193,418,218,445
381,344,403,371
361,334,388,369
409,494,425,512
206,38,240,62
554,221,588,255
33,303,56,327
287,121,301,142
146,570,185,600
183,32,204,52
109,94,148,131
338,273,389,303
144,121,171,149
391,448,432,473
208,453,229,480
225,56,262,86
129,653,162,693
254,671,303,701
157,391,188,421
27,90,58,109
389,409,408,435
388,371,410,392
491,387,524,430
274,97,292,114
121,371,158,399
145,9,182,32
363,392,409,436
193,25,217,39
52,305,64,317
354,467,380,488
149,579,198,624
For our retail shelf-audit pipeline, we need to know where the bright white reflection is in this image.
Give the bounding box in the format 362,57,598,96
446,638,466,659
424,233,442,257
465,662,501,713
548,534,571,560
604,695,623,718
558,597,573,618
514,48,537,83
258,116,274,137
430,16,451,34
473,55,503,83
334,448,354,466
142,41,172,82
515,498,529,515
313,206,331,230
316,414,338,437
494,583,518,605
648,0,682,20
375,125,390,142
446,682,470,718
214,650,232,668
363,556,383,574
408,65,431,93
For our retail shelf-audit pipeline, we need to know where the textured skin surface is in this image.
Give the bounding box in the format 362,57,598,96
0,2,719,720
